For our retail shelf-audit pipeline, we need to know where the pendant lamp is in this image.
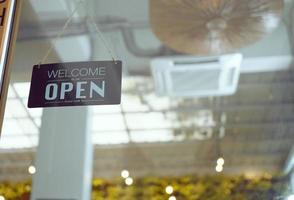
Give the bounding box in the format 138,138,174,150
150,0,283,55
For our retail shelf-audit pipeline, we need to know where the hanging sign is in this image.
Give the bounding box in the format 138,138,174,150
28,61,122,108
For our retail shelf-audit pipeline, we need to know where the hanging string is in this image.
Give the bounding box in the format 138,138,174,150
38,1,83,66
87,16,117,63
38,0,117,67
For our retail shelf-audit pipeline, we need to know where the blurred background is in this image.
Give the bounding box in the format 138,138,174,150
1,0,294,199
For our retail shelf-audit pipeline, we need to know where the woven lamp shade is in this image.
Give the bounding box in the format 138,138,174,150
150,0,283,55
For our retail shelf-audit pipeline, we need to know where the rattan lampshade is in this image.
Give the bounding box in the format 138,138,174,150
150,0,283,55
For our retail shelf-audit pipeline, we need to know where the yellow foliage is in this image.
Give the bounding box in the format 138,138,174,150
0,175,286,200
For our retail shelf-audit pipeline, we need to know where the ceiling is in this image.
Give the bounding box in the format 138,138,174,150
0,0,294,181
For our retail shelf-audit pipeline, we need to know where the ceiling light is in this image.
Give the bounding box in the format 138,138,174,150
165,185,173,195
215,165,223,173
121,170,129,179
28,165,36,175
217,157,225,166
125,177,133,186
169,196,176,200
0,196,5,200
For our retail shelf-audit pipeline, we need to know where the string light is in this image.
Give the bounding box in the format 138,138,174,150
215,165,223,173
25,185,31,192
121,170,129,179
169,196,176,200
125,177,133,186
0,195,5,200
28,165,36,174
217,157,225,166
165,185,173,195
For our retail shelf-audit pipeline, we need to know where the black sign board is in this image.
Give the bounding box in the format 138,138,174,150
28,61,122,108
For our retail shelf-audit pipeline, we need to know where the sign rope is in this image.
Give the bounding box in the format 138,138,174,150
38,0,117,67
87,16,117,63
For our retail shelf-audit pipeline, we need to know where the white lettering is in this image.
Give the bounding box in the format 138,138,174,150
44,81,106,101
45,83,58,100
71,69,79,77
76,81,87,99
58,69,67,78
89,68,98,76
80,68,88,76
48,70,58,79
60,82,73,100
90,81,105,98
99,67,106,76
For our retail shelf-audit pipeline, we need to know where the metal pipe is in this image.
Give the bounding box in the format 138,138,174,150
17,17,171,57
119,25,166,57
